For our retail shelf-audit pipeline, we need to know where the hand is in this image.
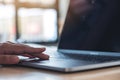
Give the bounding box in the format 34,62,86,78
0,41,49,64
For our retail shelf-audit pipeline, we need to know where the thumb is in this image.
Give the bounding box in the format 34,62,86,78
0,55,19,64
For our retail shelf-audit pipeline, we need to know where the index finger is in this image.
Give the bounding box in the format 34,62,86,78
24,47,46,54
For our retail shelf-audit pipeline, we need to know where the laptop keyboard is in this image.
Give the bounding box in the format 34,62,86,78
80,55,118,62
56,53,120,63
47,50,120,63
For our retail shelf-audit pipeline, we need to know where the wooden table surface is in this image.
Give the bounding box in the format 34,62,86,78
0,66,119,80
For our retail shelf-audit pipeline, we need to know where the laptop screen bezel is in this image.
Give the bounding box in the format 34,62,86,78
57,0,120,57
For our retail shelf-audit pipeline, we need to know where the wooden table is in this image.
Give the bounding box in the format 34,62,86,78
0,66,119,80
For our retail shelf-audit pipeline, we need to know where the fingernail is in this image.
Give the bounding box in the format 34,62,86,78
41,48,46,51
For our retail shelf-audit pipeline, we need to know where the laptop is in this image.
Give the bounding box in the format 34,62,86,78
18,0,120,72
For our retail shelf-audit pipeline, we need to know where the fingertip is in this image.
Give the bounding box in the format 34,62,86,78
11,56,20,64
38,53,50,60
40,47,46,51
44,54,50,60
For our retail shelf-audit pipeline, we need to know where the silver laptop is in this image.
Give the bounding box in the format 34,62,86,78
18,0,120,72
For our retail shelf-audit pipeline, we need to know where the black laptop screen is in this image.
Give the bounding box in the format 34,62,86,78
58,0,120,52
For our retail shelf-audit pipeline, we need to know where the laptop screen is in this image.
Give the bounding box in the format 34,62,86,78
58,0,120,52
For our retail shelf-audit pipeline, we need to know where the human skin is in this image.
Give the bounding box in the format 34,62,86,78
0,41,49,64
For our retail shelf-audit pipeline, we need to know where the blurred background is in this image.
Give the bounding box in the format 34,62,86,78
0,0,69,43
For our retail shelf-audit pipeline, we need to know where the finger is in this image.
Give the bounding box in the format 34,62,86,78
21,54,36,58
30,53,49,60
0,55,19,64
24,47,46,54
0,42,46,56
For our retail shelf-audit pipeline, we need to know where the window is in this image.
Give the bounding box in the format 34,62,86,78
0,4,15,42
18,8,57,42
15,0,59,43
0,0,58,43
0,0,69,42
